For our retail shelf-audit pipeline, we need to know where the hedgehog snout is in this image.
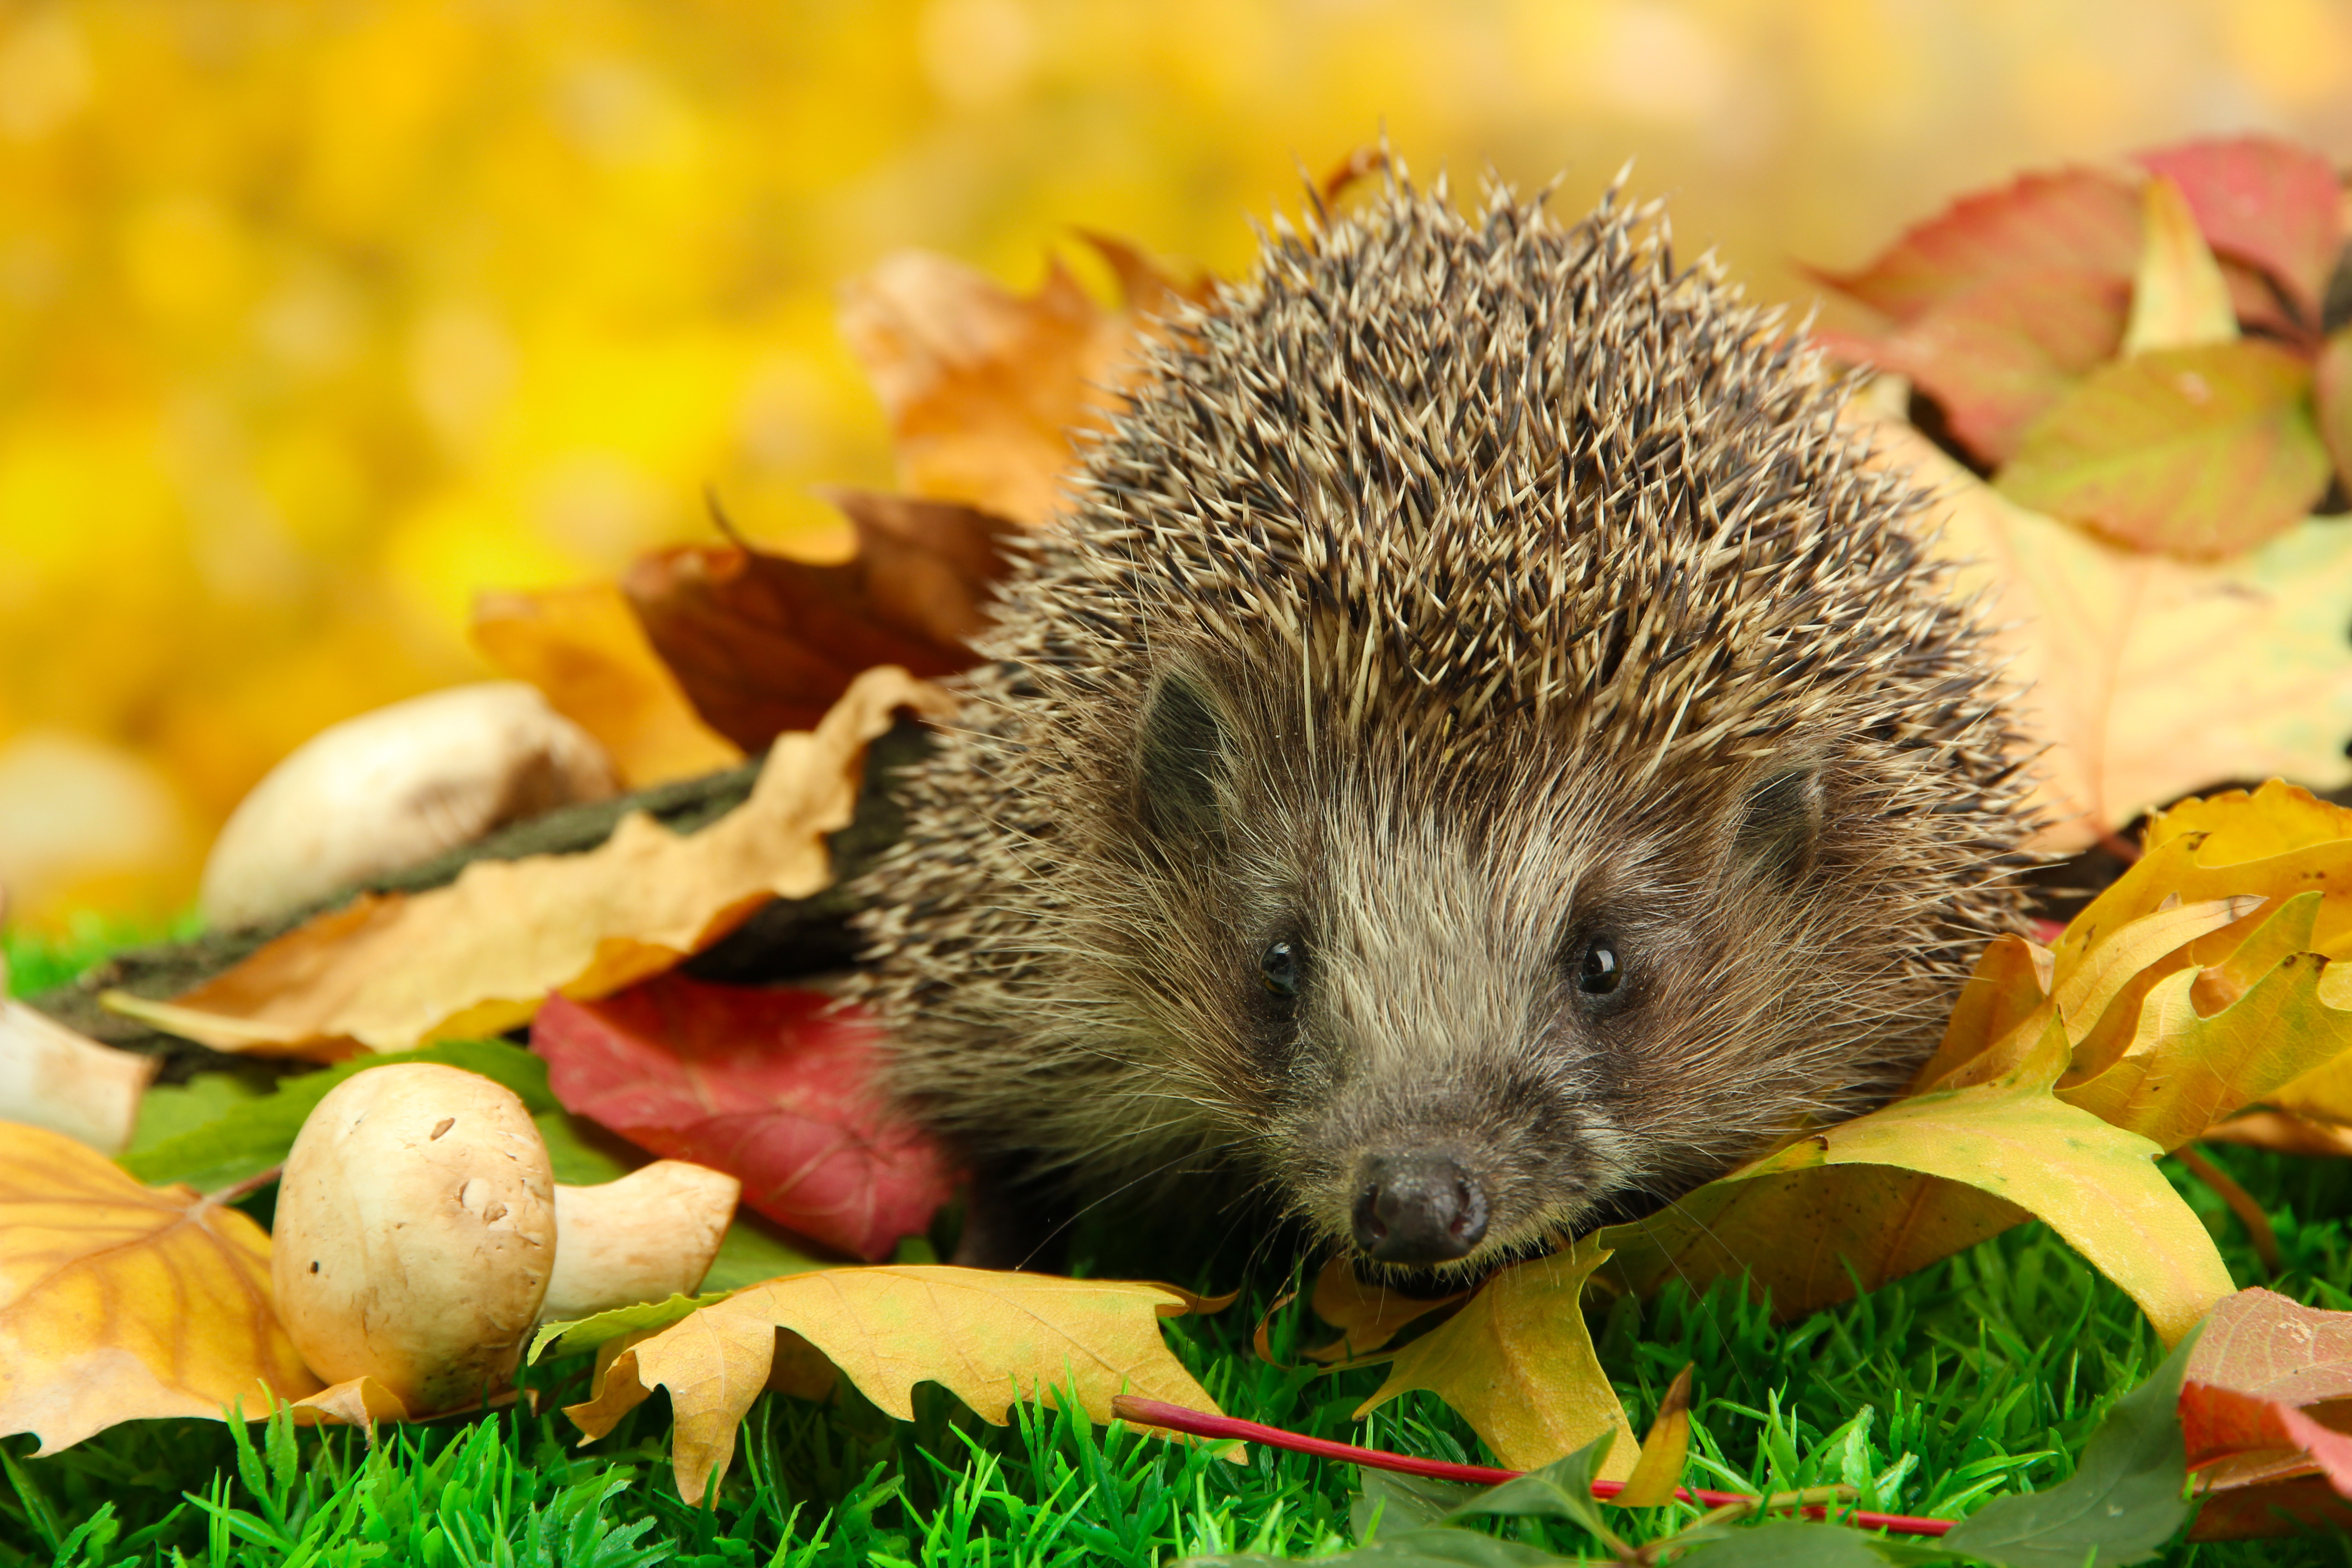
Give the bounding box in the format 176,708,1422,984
1349,1152,1490,1264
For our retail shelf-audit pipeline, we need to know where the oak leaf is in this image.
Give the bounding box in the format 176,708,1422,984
101,666,950,1057
840,238,1210,525
530,975,953,1262
0,1123,320,1453
1995,340,2329,556
1355,1235,1639,1480
1299,1255,1468,1366
565,1265,1230,1503
622,491,1015,751
471,582,744,788
1874,416,2352,851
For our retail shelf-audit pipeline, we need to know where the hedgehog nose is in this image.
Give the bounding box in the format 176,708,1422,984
1350,1154,1489,1265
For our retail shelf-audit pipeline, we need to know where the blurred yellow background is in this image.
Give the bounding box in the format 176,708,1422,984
4,0,2350,927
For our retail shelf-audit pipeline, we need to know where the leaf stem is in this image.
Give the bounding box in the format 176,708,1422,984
200,1164,284,1208
1110,1396,1955,1538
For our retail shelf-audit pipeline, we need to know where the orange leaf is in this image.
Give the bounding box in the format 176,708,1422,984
101,667,951,1056
471,583,744,789
567,1265,1229,1504
840,239,1209,526
623,491,1016,751
0,1124,320,1453
1298,1255,1468,1365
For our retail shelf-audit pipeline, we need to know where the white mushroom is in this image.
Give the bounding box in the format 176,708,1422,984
272,1064,556,1413
543,1160,740,1321
271,1064,743,1411
201,682,618,929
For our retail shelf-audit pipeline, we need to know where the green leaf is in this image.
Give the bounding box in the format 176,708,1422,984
1440,1432,1618,1539
1997,340,2330,556
1353,1470,1480,1544
531,1291,726,1364
1668,1520,1949,1567
118,1039,558,1192
1939,1322,2200,1568
125,1071,270,1153
699,1212,829,1293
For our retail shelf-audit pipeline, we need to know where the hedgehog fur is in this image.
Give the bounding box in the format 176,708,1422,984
850,169,2036,1275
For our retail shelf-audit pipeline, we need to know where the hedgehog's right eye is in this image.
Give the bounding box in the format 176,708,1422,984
1260,940,1303,997
1575,938,1622,996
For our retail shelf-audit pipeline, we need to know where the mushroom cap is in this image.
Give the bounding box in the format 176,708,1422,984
271,1063,555,1412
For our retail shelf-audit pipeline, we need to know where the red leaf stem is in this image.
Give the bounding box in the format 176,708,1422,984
1110,1395,1956,1539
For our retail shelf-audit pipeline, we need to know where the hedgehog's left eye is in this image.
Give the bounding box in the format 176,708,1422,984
1260,940,1303,997
1575,937,1622,996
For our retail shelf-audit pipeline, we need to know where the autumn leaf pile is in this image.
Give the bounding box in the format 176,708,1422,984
16,137,2352,1558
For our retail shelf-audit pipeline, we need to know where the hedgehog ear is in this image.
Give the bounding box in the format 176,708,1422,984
1134,668,1232,843
1732,766,1823,886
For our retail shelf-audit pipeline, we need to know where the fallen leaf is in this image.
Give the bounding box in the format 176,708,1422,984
471,583,744,788
1300,1255,1469,1365
1355,1235,1639,1480
1939,1322,2197,1567
622,490,1015,750
1872,416,2352,850
2136,136,2345,324
2203,1109,2352,1158
1614,1363,1692,1508
0,1123,320,1453
531,975,953,1262
566,1265,1229,1503
1815,267,2129,464
1813,166,2142,323
100,666,950,1056
2178,1289,2352,1539
2120,175,2239,356
530,1291,727,1364
0,996,154,1155
1996,340,2329,556
840,238,1208,525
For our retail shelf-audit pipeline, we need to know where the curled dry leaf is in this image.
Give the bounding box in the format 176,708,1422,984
0,996,154,1154
840,238,1210,526
1297,1255,1468,1366
565,1265,1231,1504
531,975,952,1263
1871,415,2352,850
623,491,1016,751
472,583,745,789
100,666,951,1057
198,683,621,930
1613,1363,1694,1509
2117,175,2239,357
1355,1235,1639,1480
0,1123,319,1453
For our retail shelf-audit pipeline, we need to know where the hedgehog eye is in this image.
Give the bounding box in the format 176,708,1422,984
1575,938,1622,996
1260,940,1303,998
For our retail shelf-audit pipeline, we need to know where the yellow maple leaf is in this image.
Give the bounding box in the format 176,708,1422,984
0,1124,319,1453
564,1264,1230,1504
101,666,950,1056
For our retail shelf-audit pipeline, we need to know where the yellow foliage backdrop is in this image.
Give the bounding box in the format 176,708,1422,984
4,0,2349,926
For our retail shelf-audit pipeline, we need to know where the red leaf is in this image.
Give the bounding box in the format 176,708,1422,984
1813,167,2142,323
531,975,955,1262
624,491,1014,751
1818,267,2128,464
2178,1288,2352,1539
2137,136,2344,325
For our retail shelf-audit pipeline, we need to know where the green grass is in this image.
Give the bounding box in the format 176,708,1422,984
5,929,2350,1566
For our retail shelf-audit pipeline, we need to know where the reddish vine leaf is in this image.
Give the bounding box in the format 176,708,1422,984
2181,1288,2352,1540
1996,339,2330,556
2137,136,2345,325
624,491,1015,751
1812,166,2142,323
531,974,954,1262
1817,267,2128,464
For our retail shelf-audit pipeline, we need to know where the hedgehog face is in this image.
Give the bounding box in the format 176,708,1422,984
1118,658,1902,1275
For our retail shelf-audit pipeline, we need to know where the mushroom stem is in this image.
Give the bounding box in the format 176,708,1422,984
544,1160,740,1321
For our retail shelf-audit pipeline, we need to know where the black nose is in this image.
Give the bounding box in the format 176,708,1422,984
1350,1154,1489,1265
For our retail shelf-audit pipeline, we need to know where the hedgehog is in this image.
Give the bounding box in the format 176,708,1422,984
850,170,2035,1276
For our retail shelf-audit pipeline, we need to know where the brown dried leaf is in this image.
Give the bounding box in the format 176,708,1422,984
1299,1255,1468,1365
102,667,951,1056
624,492,1016,751
1614,1363,1694,1508
567,1266,1229,1504
471,583,745,788
840,239,1209,525
0,1123,320,1453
